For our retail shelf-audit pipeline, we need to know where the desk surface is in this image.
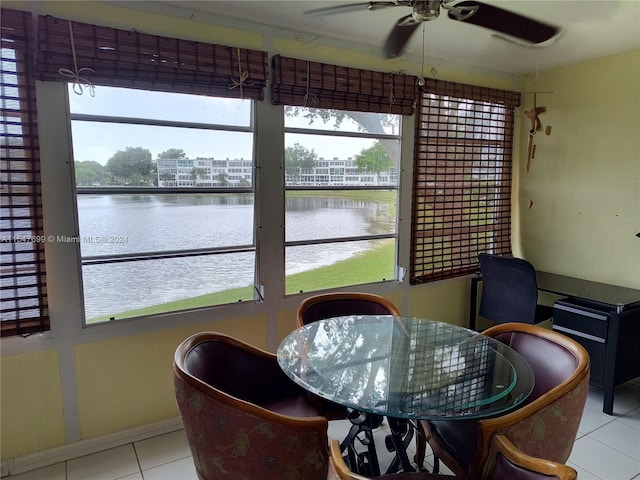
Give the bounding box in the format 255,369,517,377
536,271,640,310
278,316,534,420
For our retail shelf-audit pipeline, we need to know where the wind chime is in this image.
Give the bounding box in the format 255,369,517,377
524,92,552,173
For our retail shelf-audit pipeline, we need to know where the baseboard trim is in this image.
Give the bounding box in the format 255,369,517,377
1,417,183,477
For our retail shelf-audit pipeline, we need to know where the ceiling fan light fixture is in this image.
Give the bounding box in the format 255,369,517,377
412,1,441,22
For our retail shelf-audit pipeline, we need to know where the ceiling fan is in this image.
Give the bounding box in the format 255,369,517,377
306,0,560,59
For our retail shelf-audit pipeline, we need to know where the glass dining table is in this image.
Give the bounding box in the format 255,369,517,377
277,315,535,475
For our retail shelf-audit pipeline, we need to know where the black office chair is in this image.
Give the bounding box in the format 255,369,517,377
478,253,554,326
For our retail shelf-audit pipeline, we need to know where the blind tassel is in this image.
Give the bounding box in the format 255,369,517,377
388,82,395,114
229,48,253,99
303,61,318,107
58,20,95,96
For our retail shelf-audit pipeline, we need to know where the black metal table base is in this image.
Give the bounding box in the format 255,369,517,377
340,410,417,476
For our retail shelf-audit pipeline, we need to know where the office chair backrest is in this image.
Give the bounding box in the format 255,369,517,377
297,292,400,328
478,253,540,325
174,332,330,480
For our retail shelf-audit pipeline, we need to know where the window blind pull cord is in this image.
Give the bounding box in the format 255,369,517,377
303,61,318,107
388,82,395,114
58,20,95,96
229,48,253,99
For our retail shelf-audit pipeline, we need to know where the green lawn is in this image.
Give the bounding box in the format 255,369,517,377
87,239,395,324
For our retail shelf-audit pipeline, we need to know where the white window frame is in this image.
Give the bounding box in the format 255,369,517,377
67,86,260,326
283,110,403,294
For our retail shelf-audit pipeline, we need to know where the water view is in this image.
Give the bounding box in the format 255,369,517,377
78,193,396,320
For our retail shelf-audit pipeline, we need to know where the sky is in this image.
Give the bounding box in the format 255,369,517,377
68,85,398,165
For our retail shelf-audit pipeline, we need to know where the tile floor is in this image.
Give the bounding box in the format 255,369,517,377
5,380,640,480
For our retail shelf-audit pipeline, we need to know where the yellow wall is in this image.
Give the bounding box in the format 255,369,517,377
408,281,472,328
74,315,267,439
516,49,640,289
1,350,66,458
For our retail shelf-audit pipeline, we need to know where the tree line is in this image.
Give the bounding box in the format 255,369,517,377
76,142,392,187
75,147,188,186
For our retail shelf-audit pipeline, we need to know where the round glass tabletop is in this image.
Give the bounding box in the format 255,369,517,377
278,315,534,420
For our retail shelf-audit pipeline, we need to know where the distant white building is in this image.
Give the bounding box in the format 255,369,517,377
157,157,397,187
289,157,397,187
156,158,252,187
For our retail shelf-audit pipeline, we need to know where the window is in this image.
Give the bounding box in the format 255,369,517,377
284,108,401,294
69,86,256,323
410,79,520,283
31,13,268,325
271,55,417,294
1,9,49,337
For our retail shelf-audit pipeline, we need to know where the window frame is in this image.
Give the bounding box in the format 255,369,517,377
68,88,259,324
283,109,403,294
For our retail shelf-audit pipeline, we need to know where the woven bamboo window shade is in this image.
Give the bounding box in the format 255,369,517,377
37,15,269,99
1,9,50,337
410,78,520,284
271,55,418,115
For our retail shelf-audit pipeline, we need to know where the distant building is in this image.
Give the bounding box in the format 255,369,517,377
157,157,397,187
289,157,397,186
156,158,252,187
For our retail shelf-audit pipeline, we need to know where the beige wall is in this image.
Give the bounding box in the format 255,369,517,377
3,0,637,464
515,49,640,289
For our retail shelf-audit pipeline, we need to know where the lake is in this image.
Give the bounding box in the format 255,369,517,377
78,193,396,319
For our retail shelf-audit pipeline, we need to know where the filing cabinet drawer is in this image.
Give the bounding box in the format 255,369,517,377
552,326,606,386
553,300,609,340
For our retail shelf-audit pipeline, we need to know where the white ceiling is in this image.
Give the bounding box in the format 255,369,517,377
119,1,640,76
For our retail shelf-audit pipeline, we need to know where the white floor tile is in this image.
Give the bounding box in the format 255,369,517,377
589,420,640,460
567,462,603,479
579,403,617,434
141,457,199,480
568,435,640,480
619,407,640,431
327,419,353,442
67,445,140,480
134,429,191,471
585,383,640,417
6,463,66,480
116,474,143,480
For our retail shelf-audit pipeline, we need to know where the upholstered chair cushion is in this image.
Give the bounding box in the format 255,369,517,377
175,375,329,480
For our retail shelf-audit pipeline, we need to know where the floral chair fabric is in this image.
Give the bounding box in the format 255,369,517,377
481,372,589,478
174,332,331,480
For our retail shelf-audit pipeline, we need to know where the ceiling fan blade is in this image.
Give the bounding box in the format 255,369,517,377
448,1,559,44
305,1,400,16
383,15,421,59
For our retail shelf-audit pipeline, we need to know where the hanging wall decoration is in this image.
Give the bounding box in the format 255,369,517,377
524,92,552,172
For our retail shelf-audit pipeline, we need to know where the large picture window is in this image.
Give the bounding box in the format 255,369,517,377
284,108,401,294
69,86,256,323
410,79,520,283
